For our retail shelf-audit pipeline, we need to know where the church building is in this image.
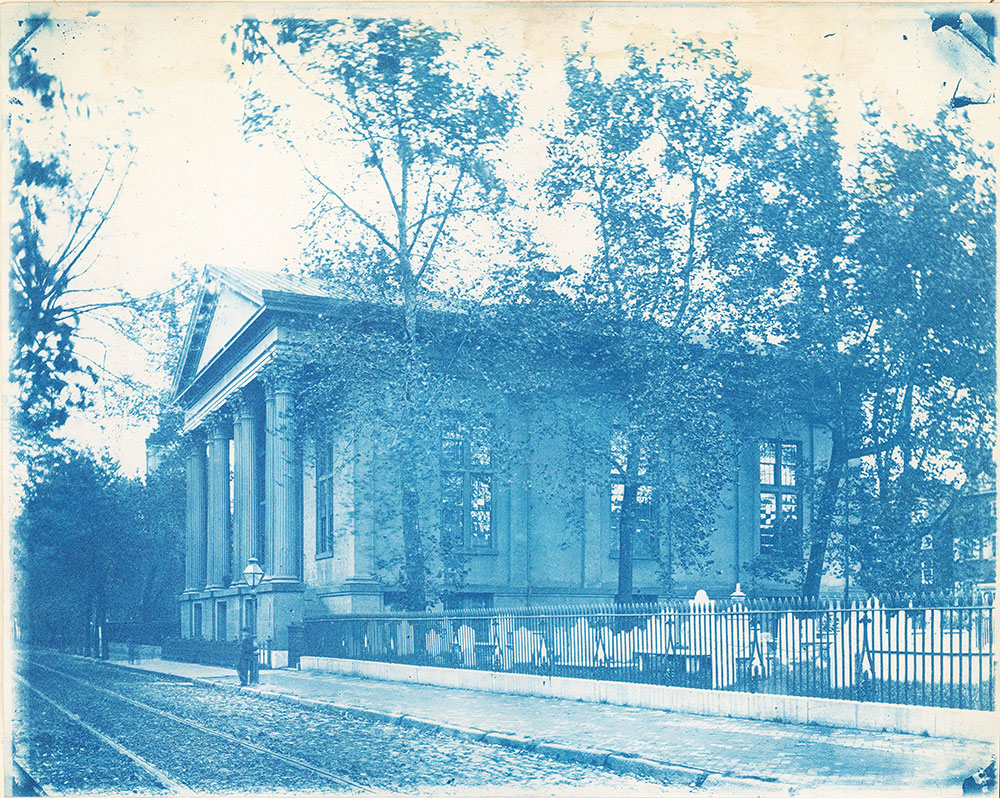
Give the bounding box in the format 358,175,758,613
173,266,834,647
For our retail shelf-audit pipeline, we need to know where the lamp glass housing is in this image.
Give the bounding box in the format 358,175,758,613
243,557,264,589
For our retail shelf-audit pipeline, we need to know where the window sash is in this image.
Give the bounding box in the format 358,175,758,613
316,439,335,556
759,439,802,555
441,416,493,549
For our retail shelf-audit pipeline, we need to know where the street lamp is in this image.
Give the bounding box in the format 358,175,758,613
242,557,264,684
243,557,264,590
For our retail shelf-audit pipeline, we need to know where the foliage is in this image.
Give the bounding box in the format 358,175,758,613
738,82,996,596
12,434,184,652
222,24,994,605
9,15,99,437
234,17,523,609
8,13,186,450
530,40,792,601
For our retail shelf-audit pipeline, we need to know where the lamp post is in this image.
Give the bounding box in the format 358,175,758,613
242,557,264,685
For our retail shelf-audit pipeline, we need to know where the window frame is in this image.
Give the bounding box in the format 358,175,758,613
315,436,336,558
758,439,803,557
440,415,495,552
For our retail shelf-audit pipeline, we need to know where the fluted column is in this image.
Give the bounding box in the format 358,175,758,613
264,385,275,575
206,415,232,589
266,379,301,582
184,430,207,591
232,390,261,581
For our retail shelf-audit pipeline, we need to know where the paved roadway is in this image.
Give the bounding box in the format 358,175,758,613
12,652,677,795
15,650,995,796
112,654,994,795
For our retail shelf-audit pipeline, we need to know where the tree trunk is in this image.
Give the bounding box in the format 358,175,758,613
400,464,427,610
802,429,847,598
616,438,641,604
95,588,108,660
398,276,427,611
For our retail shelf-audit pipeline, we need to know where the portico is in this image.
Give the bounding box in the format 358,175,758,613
179,378,304,647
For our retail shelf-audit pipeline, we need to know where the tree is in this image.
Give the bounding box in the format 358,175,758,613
14,449,131,654
535,40,791,601
12,425,185,653
233,17,523,609
8,13,187,455
8,15,123,439
741,86,996,597
121,409,187,626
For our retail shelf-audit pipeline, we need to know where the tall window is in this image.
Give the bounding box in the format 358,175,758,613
610,431,658,558
441,417,493,549
316,438,335,556
759,440,802,556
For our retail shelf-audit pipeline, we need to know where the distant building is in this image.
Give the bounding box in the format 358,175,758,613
172,267,839,647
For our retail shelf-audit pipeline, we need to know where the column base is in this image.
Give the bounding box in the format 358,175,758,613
256,587,305,649
316,580,383,614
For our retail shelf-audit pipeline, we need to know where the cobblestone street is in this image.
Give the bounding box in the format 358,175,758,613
102,654,994,796
13,652,682,795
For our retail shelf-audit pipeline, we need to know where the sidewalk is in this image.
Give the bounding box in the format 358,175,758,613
107,656,993,795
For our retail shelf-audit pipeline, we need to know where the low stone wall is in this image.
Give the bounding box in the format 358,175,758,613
269,649,289,669
299,656,995,743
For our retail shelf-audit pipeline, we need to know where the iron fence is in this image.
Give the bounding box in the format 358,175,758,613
19,620,178,657
162,636,274,669
301,593,995,711
103,622,179,646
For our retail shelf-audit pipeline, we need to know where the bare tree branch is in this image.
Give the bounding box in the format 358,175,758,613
283,138,399,256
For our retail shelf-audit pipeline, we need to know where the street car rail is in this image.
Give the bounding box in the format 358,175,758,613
21,659,376,794
13,673,186,793
11,753,48,796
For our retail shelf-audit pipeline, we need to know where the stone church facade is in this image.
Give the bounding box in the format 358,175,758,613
174,267,836,647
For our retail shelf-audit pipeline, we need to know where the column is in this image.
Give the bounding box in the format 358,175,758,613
232,390,261,581
264,385,275,575
351,419,375,580
184,430,207,591
266,379,301,582
206,415,232,589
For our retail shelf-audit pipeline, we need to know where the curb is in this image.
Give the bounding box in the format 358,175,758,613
237,680,718,788
605,754,708,787
535,742,610,769
95,660,743,790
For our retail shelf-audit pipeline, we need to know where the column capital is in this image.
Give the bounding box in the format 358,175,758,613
230,383,264,420
263,372,295,397
183,427,207,452
229,392,251,421
207,412,233,439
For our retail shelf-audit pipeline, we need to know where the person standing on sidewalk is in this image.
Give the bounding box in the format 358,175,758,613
237,627,256,687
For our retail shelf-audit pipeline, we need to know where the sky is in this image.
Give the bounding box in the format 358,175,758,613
3,1,996,475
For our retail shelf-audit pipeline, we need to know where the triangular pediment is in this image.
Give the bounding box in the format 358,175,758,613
171,267,267,401
171,265,335,403
196,287,262,373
